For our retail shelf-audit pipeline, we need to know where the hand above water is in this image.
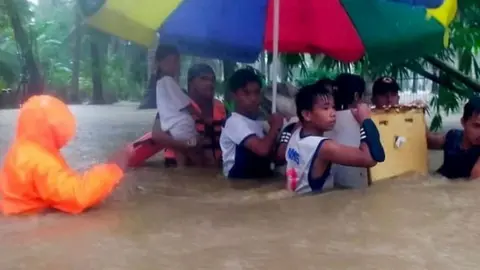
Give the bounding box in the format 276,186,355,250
351,103,371,124
268,113,284,131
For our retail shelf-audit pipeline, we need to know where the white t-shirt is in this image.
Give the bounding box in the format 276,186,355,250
156,76,193,131
220,113,272,178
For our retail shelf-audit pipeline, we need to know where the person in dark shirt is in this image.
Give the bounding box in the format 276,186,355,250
428,96,480,179
371,76,400,107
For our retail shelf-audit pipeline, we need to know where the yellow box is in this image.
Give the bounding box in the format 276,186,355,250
369,106,429,182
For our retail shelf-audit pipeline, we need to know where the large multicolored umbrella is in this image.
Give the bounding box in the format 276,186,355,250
80,0,456,63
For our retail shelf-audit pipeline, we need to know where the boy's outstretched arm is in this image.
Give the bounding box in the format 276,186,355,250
33,150,124,214
244,129,279,157
318,115,385,168
319,140,378,168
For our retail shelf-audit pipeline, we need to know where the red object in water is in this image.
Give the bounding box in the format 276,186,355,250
127,132,165,167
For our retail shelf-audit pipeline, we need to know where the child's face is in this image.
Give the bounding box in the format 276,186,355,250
302,95,336,132
233,82,262,116
157,54,180,77
372,91,400,107
190,73,215,100
462,113,480,146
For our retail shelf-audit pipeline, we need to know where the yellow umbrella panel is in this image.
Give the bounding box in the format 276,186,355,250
81,0,182,47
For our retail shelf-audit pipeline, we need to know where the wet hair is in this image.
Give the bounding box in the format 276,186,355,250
228,68,262,93
462,96,480,121
154,44,179,80
372,76,400,97
295,83,331,123
334,73,366,110
187,63,215,82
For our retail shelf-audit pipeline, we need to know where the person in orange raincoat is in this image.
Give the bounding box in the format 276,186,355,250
0,95,129,215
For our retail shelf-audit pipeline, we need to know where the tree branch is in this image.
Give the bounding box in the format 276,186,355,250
424,56,480,92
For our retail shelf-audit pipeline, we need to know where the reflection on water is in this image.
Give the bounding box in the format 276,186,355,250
1,104,478,270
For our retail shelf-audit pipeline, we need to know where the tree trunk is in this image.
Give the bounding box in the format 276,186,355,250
412,72,418,93
70,5,82,103
147,40,158,76
90,31,105,104
4,0,43,101
137,44,158,109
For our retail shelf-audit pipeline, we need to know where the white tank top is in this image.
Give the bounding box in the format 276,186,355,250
285,129,334,194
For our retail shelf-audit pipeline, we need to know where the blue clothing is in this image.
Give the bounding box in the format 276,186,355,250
299,130,332,193
220,113,273,179
437,129,480,179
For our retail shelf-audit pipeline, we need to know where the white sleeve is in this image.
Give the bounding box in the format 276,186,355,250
156,76,191,111
223,116,257,145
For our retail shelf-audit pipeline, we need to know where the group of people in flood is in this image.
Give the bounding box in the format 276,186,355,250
2,44,480,216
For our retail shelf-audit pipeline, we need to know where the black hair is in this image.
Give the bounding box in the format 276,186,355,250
154,44,179,80
334,73,366,110
228,68,262,92
295,83,331,123
462,96,480,121
187,63,215,82
372,76,400,97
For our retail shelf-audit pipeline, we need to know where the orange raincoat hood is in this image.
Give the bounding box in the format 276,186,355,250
16,95,76,150
1,95,124,215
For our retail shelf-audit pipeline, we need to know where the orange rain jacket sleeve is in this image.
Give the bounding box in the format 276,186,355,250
0,95,124,215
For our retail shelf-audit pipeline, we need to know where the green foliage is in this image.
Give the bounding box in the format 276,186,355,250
0,0,148,104
295,67,338,87
0,5,20,85
103,55,143,101
0,79,8,90
1,0,479,119
0,49,19,84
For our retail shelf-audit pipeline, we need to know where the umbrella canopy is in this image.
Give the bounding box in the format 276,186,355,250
80,0,182,47
387,0,444,8
80,0,457,63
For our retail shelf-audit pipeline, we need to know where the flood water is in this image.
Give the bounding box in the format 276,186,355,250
1,103,479,270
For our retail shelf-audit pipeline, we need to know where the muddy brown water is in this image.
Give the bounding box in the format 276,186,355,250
1,103,478,270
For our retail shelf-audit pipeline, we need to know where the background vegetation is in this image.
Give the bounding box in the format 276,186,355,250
0,0,479,130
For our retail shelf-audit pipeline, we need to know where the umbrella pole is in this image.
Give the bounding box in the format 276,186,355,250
271,0,280,114
269,0,281,172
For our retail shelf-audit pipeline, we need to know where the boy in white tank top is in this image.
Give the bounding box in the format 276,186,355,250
285,81,385,194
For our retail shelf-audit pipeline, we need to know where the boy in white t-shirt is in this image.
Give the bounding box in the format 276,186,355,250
154,45,210,166
220,68,285,179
